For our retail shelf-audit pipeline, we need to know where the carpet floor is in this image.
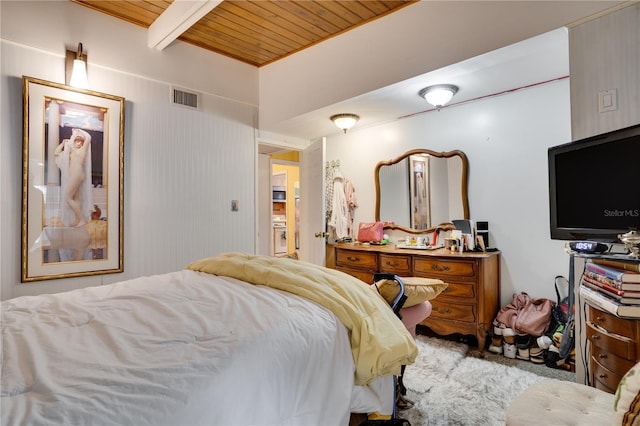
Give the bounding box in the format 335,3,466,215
399,335,575,425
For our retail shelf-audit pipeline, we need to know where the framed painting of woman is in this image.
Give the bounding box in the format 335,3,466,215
22,77,125,282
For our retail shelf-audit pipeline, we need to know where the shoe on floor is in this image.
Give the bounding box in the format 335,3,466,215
529,343,545,364
488,334,503,354
396,394,414,410
503,328,516,345
537,335,553,350
516,335,531,361
503,343,517,359
493,319,506,336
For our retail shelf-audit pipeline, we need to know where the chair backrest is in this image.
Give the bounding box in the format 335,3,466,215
373,273,408,318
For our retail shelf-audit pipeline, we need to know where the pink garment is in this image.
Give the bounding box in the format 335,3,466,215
400,301,432,338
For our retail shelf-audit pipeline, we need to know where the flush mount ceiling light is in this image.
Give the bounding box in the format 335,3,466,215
330,113,360,133
419,84,459,108
65,42,88,89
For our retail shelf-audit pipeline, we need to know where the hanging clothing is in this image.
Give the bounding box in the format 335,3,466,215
325,163,335,225
328,169,349,240
344,179,358,238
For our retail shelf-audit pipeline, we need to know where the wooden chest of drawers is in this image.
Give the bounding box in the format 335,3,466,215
587,304,640,393
333,243,501,355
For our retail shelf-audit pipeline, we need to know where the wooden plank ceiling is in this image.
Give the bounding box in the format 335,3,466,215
71,0,416,67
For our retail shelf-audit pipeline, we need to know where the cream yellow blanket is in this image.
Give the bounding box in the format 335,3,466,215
188,252,418,385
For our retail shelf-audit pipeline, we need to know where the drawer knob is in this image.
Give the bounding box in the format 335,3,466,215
592,335,600,340
385,261,400,267
346,256,360,262
431,264,451,272
598,354,608,360
596,316,605,323
434,306,451,314
599,374,608,379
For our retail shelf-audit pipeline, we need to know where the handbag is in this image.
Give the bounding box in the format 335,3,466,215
495,292,530,331
514,296,554,337
357,222,384,242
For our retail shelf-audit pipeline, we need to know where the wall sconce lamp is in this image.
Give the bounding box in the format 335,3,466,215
65,43,88,89
330,113,359,133
419,84,459,108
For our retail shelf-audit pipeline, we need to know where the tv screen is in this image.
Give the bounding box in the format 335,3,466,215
548,123,640,242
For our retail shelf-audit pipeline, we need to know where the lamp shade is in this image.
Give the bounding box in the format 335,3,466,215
330,113,359,133
67,42,88,89
70,59,88,89
419,84,459,108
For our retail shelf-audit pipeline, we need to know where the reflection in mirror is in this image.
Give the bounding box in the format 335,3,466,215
379,158,410,227
375,149,469,234
409,154,431,229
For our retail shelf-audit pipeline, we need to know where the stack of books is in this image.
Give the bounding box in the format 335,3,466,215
579,258,640,318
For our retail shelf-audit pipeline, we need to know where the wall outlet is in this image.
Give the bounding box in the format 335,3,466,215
598,89,618,113
231,200,238,212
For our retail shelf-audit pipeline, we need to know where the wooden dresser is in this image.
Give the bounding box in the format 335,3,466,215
587,304,640,393
333,243,501,355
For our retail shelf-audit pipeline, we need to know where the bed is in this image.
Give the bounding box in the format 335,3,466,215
1,252,417,425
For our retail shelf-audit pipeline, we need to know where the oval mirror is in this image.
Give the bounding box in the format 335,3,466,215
375,149,469,234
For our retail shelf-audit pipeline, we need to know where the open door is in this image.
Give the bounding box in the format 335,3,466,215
299,138,326,266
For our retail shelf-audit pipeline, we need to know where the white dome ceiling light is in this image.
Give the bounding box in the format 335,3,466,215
330,113,360,133
419,84,459,109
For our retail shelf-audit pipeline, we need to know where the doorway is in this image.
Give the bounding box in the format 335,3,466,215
270,156,299,257
256,138,326,265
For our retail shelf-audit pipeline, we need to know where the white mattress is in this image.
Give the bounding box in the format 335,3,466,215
1,270,391,425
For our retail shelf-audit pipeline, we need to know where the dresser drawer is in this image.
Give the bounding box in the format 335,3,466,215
591,358,623,394
330,243,501,357
335,250,378,271
336,267,373,284
430,300,476,323
588,305,637,340
591,344,636,376
413,258,476,278
438,281,476,300
587,322,636,360
379,254,411,275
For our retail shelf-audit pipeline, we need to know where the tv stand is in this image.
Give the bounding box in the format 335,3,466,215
569,251,640,386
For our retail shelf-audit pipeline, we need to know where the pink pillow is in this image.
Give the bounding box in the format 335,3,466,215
400,302,432,338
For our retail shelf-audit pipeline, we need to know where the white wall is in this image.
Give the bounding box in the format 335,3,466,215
1,2,258,300
326,80,571,305
259,1,620,129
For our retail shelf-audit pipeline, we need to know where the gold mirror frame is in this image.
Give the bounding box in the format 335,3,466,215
374,149,469,234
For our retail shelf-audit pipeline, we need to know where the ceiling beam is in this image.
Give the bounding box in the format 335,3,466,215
148,0,222,50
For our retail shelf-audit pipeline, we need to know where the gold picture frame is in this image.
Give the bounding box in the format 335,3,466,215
22,76,125,282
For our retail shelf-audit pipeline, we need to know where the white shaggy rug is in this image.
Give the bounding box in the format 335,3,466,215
400,336,549,426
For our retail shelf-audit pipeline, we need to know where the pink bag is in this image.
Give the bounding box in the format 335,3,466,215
496,292,554,337
515,297,554,337
357,222,384,242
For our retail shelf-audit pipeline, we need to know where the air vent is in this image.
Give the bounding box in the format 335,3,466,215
171,86,200,109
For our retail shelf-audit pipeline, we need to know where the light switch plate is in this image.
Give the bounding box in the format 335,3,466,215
598,89,618,113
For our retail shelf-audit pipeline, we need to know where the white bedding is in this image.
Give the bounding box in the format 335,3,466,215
1,270,391,425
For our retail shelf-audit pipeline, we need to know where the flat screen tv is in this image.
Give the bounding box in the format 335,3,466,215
548,123,640,242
